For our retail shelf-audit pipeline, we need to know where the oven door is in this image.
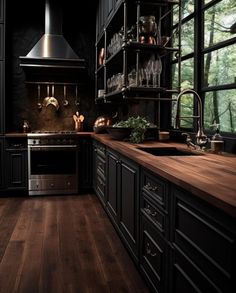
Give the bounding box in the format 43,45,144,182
28,145,78,195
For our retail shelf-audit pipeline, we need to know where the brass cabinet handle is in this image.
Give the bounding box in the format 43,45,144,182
145,182,158,192
144,205,157,217
146,242,157,257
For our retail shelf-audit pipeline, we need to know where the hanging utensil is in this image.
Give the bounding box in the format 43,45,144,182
63,85,69,106
43,85,60,111
43,84,51,107
75,85,80,106
37,84,42,110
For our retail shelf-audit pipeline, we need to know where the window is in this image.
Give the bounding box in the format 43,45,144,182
171,0,236,135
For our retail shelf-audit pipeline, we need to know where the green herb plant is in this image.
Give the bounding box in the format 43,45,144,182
113,116,150,143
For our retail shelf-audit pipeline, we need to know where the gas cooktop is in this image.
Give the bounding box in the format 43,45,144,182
27,130,78,137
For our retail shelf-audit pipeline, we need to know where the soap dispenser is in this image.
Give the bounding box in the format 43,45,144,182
211,123,224,153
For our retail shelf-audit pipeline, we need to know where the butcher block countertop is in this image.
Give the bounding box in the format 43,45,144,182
92,133,236,219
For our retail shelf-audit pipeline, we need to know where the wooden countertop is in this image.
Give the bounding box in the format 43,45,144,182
92,133,236,219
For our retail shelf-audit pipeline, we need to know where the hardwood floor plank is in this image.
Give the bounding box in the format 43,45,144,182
15,199,45,293
0,198,23,262
39,199,64,293
0,195,150,293
0,240,25,293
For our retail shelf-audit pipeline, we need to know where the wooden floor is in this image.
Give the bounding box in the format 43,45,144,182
0,194,150,293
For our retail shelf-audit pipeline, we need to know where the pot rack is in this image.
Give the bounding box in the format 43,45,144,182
25,81,81,109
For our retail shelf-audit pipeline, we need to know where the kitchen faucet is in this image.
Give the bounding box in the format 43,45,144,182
175,89,209,149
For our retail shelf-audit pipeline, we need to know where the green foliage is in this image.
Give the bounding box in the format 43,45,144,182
113,116,151,143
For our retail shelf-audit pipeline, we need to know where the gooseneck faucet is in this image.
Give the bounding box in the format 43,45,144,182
175,89,209,149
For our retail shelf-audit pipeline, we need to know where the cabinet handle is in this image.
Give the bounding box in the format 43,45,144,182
146,242,157,257
144,206,157,217
98,176,104,186
145,182,158,192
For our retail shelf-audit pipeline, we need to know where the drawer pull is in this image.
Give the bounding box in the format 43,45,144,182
146,242,157,257
145,182,158,192
144,206,157,217
98,177,104,186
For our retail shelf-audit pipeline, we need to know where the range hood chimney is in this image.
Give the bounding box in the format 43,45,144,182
20,0,85,69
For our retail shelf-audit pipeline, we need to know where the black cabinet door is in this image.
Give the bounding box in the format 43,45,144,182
170,186,236,293
0,0,4,23
93,141,106,205
78,137,93,190
6,149,28,190
106,149,119,225
0,62,4,133
0,137,4,189
119,156,139,262
0,24,4,60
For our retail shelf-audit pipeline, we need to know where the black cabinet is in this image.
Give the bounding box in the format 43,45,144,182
0,137,4,189
78,137,93,191
0,61,4,134
140,168,169,293
93,140,106,205
170,185,236,293
140,214,168,293
106,149,119,226
0,0,5,134
0,24,4,60
106,147,139,262
119,156,139,262
0,0,4,23
5,138,28,191
93,139,236,293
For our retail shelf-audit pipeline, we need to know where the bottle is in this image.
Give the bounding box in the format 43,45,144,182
211,123,224,153
22,120,30,133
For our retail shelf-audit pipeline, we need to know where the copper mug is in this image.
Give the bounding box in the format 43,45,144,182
98,48,105,66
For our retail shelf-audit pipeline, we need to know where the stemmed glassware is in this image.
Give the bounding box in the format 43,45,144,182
152,54,162,87
144,59,152,87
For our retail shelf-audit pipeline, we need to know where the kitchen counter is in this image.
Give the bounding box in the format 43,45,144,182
92,133,236,219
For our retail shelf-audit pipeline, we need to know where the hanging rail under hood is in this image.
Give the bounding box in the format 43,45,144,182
19,0,85,69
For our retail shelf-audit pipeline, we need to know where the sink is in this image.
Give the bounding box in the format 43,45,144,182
137,147,203,156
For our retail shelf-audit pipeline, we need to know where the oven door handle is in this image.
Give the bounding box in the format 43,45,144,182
29,145,78,150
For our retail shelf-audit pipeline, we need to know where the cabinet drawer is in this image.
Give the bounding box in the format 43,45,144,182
141,170,168,210
141,194,167,238
97,154,106,175
96,170,106,199
140,214,167,293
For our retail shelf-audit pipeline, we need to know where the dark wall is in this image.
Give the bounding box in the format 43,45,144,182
5,1,97,132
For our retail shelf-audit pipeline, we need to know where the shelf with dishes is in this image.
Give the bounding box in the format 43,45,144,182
95,0,181,103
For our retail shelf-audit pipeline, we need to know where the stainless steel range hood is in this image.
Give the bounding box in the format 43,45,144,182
20,0,85,69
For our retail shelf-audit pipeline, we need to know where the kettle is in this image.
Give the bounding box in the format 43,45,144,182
93,113,117,133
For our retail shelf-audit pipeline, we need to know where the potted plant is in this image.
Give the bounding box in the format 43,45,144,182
111,116,153,143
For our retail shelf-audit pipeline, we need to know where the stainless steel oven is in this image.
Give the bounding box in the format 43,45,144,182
28,132,78,195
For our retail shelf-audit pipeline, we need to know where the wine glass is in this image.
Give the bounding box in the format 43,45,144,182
152,54,162,87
